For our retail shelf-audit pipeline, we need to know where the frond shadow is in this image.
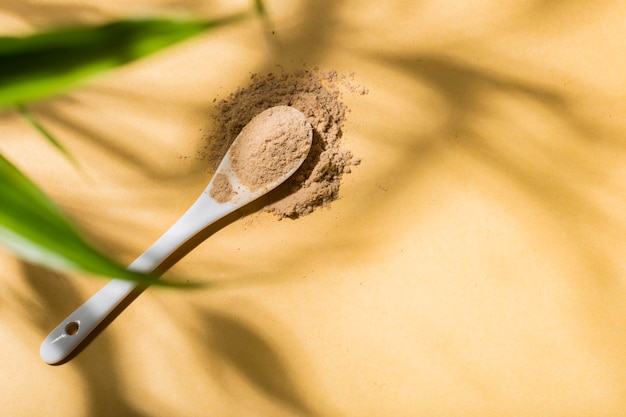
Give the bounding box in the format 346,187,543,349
0,1,106,30
196,308,317,416
358,51,626,284
33,100,166,178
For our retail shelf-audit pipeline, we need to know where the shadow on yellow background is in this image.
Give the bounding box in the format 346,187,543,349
1,1,626,416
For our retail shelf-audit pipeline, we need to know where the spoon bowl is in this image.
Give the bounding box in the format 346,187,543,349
40,106,313,364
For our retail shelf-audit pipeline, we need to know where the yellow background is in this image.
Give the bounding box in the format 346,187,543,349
1,1,626,415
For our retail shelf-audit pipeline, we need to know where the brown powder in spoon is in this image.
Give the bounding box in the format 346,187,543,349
209,173,235,203
200,67,367,219
230,106,312,192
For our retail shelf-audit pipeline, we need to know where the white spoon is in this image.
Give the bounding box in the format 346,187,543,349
41,106,313,364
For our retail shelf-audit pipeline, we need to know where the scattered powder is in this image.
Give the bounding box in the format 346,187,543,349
201,67,367,219
230,106,312,192
209,173,236,203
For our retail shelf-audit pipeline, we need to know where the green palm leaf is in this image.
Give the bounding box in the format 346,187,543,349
0,152,183,285
0,14,248,110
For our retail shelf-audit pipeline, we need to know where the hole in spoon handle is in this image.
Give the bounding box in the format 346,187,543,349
39,279,136,364
64,321,80,335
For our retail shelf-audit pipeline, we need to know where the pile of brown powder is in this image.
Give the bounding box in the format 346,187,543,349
201,67,367,219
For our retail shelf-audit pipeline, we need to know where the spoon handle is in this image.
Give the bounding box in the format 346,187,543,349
40,193,234,364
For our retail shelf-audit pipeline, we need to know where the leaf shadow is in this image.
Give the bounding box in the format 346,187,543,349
356,50,626,285
33,98,179,180
197,308,316,416
0,1,106,30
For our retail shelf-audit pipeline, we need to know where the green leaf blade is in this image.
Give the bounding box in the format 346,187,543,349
0,153,183,285
17,104,78,166
0,14,248,110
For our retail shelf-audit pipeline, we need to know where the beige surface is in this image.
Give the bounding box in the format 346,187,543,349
2,1,626,416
